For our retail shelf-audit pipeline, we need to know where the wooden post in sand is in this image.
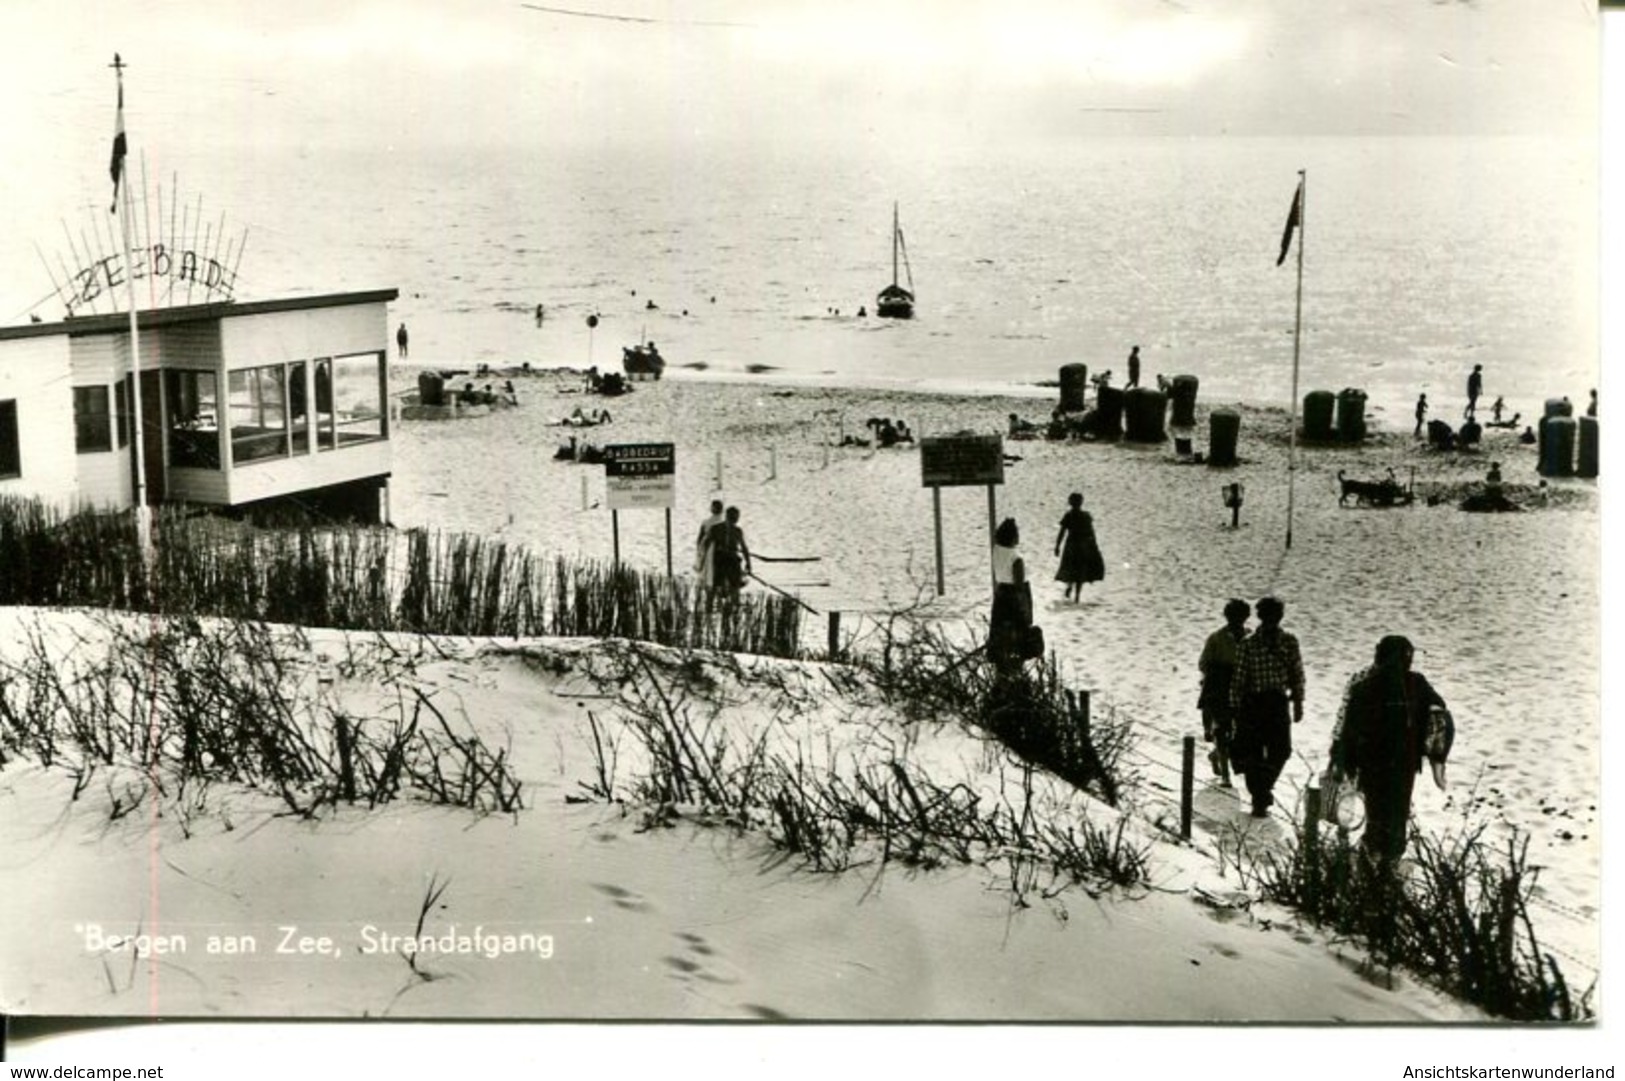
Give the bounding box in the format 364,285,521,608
827,611,841,658
611,510,620,567
664,508,673,578
932,489,946,595
1180,735,1196,840
986,485,998,590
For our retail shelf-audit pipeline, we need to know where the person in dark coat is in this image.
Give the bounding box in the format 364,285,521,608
1126,345,1141,389
1198,599,1251,786
1465,363,1483,420
1053,491,1105,602
1329,635,1452,864
396,322,410,358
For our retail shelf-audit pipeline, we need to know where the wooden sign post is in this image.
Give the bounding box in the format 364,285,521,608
919,433,1006,595
603,443,677,575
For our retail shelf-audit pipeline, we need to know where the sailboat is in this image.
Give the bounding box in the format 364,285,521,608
875,202,914,320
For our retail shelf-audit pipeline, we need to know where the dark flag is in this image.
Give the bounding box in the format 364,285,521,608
1276,181,1301,266
109,64,127,213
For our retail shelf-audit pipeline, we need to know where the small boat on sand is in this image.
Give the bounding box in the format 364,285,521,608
622,341,666,380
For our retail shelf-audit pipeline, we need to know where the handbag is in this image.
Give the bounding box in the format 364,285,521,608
1318,768,1364,831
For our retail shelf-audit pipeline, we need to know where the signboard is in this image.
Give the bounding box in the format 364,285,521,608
603,443,676,510
919,433,1005,487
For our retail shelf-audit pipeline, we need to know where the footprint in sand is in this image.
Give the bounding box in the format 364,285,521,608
741,1003,791,1020
592,882,653,913
1203,941,1242,960
662,932,738,985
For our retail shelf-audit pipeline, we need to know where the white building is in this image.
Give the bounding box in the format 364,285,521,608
0,289,398,522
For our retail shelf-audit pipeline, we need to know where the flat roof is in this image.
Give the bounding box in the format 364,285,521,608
0,289,400,343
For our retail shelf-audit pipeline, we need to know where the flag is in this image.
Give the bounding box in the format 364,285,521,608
1276,181,1301,266
109,69,127,213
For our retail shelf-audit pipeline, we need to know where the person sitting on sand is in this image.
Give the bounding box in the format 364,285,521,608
501,380,519,406
1053,492,1105,602
1008,413,1040,437
893,420,913,443
459,382,480,405
868,417,901,448
1520,426,1537,445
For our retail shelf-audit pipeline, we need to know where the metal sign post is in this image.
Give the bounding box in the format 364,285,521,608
919,433,1005,596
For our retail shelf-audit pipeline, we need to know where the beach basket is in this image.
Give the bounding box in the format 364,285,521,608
1093,386,1124,438
1058,364,1089,413
1578,416,1599,478
1336,388,1368,443
1123,387,1168,442
1540,416,1576,477
1168,374,1200,428
1302,391,1335,441
1208,409,1240,466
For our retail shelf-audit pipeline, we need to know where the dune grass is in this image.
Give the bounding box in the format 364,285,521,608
1239,815,1590,1021
0,497,801,657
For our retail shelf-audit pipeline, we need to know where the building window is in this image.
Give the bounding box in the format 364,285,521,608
288,361,310,455
165,369,220,470
115,375,131,448
74,385,112,453
0,400,19,478
321,352,385,450
228,363,289,464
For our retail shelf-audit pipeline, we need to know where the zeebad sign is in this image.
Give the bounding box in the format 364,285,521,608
63,243,238,316
602,443,676,510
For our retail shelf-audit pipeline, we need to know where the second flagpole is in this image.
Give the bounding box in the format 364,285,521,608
1286,169,1305,551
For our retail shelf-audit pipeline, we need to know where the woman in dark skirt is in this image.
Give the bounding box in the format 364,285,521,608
988,517,1033,672
1054,491,1105,601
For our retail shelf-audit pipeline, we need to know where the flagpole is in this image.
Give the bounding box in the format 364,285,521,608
1285,169,1305,550
111,54,153,568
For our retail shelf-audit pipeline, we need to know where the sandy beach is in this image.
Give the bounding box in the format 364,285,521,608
388,365,1602,976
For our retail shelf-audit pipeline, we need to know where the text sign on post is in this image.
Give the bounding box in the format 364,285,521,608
603,443,676,510
919,434,1005,487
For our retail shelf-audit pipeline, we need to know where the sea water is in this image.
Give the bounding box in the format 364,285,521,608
17,133,1592,420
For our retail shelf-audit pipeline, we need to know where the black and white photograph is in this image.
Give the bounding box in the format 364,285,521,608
0,0,1609,1068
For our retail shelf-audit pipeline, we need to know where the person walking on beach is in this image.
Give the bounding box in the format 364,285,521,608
701,506,751,616
988,517,1034,673
1328,635,1453,864
1126,346,1141,390
396,322,410,359
1053,492,1105,602
1228,596,1305,818
1465,364,1483,420
694,499,725,588
1199,599,1251,787
1413,394,1428,438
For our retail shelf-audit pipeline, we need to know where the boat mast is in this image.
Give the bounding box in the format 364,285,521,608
892,201,899,287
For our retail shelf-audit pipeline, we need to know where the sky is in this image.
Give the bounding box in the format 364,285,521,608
0,0,1600,164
